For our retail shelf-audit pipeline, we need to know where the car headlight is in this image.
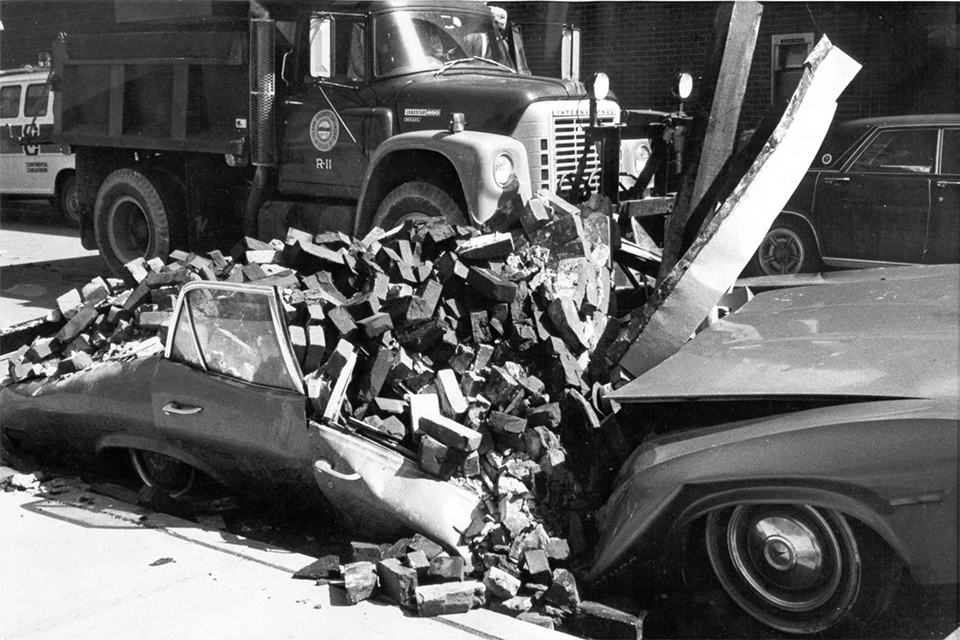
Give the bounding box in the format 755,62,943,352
634,143,651,176
493,153,515,188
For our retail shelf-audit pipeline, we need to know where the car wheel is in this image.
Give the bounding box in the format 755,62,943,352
53,174,81,227
371,181,467,231
130,449,196,498
701,504,898,635
94,168,184,276
748,218,822,276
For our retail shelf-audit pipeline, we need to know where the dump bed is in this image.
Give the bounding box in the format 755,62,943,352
53,28,250,154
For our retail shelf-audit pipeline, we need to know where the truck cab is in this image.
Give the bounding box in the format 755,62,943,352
54,0,621,274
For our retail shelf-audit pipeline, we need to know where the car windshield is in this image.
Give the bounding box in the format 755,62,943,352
373,9,514,78
170,286,299,391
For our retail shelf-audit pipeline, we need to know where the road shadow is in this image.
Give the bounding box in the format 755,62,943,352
0,255,106,326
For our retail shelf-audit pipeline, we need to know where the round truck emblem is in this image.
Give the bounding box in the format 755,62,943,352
310,110,339,152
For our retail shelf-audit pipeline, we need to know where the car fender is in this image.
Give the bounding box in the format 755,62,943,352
96,433,221,483
355,130,531,233
590,400,958,587
771,209,823,255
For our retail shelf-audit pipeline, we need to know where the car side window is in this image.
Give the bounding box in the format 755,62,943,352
170,287,298,391
24,84,48,117
848,129,938,174
1,85,22,118
941,129,960,175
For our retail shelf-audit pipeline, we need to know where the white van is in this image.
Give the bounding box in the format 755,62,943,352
0,67,78,225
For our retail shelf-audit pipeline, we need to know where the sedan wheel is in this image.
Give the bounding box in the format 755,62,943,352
704,505,862,634
751,218,822,276
130,450,195,498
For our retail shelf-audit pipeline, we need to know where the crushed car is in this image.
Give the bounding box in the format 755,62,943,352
587,264,959,635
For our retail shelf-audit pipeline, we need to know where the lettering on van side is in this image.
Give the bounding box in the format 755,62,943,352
316,158,332,170
26,162,48,173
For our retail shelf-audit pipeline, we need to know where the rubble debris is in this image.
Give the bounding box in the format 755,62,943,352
1,192,627,630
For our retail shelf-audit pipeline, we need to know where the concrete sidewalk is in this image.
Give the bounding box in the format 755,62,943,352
0,479,568,640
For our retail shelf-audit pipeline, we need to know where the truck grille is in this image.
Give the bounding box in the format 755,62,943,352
550,113,616,193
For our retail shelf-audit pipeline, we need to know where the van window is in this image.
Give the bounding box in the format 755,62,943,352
24,84,48,117
0,85,22,118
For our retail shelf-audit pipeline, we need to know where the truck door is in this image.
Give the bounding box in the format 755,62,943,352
280,14,389,199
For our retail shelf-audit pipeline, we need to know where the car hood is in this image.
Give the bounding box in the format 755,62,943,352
610,265,959,403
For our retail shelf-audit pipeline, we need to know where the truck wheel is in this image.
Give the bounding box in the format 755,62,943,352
372,181,467,231
94,168,182,275
53,174,81,228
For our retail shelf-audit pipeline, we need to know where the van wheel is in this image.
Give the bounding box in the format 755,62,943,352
372,181,467,231
53,174,82,227
94,168,183,275
130,449,195,498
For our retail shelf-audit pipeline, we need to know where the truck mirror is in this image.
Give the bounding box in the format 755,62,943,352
561,27,580,81
310,15,333,78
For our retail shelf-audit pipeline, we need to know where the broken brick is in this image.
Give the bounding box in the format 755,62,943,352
377,558,418,609
415,581,485,617
418,415,481,453
483,566,521,599
428,555,465,582
342,561,378,605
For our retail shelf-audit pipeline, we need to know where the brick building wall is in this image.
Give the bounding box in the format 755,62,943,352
507,2,959,130
2,1,957,128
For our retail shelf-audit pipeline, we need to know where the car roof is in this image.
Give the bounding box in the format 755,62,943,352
610,265,960,403
838,113,960,129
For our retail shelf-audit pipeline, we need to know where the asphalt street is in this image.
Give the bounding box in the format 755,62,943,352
0,468,568,640
0,199,102,327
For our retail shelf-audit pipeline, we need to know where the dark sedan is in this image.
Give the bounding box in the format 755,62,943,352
588,265,958,635
748,114,959,275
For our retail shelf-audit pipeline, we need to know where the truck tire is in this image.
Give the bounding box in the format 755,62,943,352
52,173,81,228
94,168,183,275
372,181,467,231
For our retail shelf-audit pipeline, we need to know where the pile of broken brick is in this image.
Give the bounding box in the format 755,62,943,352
2,192,644,634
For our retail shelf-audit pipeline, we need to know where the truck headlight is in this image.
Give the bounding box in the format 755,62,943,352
633,143,651,175
493,153,515,187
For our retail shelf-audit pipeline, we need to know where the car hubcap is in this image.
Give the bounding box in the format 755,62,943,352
705,505,861,633
759,228,805,275
109,196,153,263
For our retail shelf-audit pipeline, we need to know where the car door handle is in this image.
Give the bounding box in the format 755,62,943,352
823,177,850,184
936,180,960,187
162,402,203,415
314,458,360,481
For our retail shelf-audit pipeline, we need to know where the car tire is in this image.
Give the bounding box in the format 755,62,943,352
747,217,822,276
130,449,196,498
697,504,900,636
94,168,184,276
52,173,81,228
371,181,467,231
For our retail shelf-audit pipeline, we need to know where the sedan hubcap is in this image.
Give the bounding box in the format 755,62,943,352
705,505,862,633
759,228,805,274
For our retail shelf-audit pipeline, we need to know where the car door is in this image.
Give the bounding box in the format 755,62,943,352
151,282,313,491
816,127,938,265
925,128,960,263
279,13,390,199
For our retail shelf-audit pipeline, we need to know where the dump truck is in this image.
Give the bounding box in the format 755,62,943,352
51,0,627,274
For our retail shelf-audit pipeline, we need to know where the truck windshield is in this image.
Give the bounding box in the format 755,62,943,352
374,9,515,78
